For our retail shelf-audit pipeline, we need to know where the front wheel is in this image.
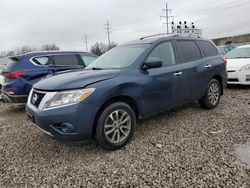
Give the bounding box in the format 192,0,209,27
96,102,136,150
199,79,221,109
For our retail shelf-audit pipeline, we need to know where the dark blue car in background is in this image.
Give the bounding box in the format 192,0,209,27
26,35,227,150
2,51,96,103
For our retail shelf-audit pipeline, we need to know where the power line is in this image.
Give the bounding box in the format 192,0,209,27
84,33,88,51
160,1,174,34
104,20,112,46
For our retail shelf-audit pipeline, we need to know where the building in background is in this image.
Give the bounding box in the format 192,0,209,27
212,33,250,46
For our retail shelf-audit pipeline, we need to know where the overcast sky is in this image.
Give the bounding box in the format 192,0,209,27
0,0,250,52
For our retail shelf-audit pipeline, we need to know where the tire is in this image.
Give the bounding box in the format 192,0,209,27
96,102,136,150
199,79,221,109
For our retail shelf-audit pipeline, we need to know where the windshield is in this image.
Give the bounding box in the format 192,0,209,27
225,47,250,59
86,45,148,69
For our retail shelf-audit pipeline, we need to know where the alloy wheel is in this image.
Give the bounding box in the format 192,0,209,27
208,82,220,105
104,109,131,144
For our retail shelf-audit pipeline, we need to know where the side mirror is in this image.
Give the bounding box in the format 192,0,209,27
142,57,162,70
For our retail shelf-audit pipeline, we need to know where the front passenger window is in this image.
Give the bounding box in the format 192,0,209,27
81,55,96,66
147,42,176,67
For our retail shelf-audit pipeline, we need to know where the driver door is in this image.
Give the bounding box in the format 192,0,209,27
140,41,184,116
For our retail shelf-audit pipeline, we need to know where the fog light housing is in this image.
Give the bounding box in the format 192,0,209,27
50,123,76,134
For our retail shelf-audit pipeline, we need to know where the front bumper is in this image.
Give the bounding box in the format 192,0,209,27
227,70,250,85
26,92,98,142
2,93,28,103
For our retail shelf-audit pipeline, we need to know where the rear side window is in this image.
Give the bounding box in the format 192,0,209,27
197,41,218,57
147,42,176,67
81,55,96,66
176,41,202,63
32,56,49,65
53,55,80,66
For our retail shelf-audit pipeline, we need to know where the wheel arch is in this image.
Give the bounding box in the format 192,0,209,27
211,75,223,95
92,95,140,138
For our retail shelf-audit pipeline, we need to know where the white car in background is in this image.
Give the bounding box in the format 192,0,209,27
225,45,250,85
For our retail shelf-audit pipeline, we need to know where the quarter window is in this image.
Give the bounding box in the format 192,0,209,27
32,56,49,66
147,42,176,67
197,41,218,57
81,55,96,66
53,55,80,66
176,41,202,63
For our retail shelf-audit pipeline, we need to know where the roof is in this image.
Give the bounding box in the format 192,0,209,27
23,50,90,56
121,34,204,46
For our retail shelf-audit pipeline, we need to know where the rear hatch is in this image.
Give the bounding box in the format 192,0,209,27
2,56,26,82
3,56,22,73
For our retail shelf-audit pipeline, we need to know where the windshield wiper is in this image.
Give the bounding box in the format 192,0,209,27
229,57,250,59
89,67,104,70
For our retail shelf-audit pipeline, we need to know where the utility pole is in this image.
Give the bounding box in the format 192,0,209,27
160,1,174,34
104,20,112,46
84,33,88,51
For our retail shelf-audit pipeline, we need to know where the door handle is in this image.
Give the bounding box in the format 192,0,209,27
205,64,212,68
173,71,182,76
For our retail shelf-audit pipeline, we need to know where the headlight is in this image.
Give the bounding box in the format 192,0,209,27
45,88,95,109
240,64,250,71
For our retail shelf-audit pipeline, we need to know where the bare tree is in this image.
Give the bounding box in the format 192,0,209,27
90,42,117,56
41,43,60,51
6,50,15,56
20,46,33,54
90,42,102,56
107,41,117,51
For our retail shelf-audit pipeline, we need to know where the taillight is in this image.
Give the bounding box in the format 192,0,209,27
6,88,15,95
223,58,227,64
4,72,27,79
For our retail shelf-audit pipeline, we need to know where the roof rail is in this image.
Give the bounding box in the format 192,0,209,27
139,33,172,40
139,33,202,40
173,33,202,39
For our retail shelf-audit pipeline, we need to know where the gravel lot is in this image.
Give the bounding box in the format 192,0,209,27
0,86,249,187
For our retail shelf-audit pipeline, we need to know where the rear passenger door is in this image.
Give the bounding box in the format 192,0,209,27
174,40,206,103
50,54,84,73
25,56,51,93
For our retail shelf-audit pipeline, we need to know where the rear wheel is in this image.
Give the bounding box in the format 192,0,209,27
96,102,136,150
199,79,221,109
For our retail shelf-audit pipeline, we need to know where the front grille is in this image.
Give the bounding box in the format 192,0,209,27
30,90,46,108
228,78,239,82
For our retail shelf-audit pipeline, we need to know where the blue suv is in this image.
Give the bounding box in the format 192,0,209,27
2,51,96,103
26,35,227,150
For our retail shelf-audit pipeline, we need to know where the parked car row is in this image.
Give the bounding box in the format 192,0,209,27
3,34,249,150
25,34,227,150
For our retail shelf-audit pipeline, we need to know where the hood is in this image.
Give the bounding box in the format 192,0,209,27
227,58,250,71
34,69,120,91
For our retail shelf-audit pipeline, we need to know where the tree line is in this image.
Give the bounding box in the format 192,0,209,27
1,41,117,57
1,43,60,56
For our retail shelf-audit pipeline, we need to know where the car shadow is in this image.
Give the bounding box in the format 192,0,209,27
227,84,250,90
